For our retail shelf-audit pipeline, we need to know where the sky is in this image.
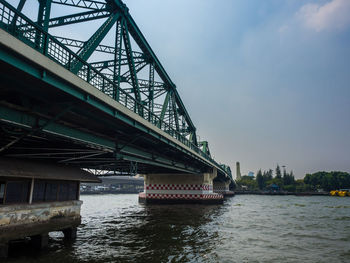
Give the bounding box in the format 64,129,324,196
17,0,350,178
123,0,350,178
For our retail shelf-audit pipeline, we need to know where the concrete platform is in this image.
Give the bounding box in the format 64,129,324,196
0,201,82,244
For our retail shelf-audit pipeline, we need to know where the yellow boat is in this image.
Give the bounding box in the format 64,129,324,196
340,189,350,197
330,190,350,196
330,190,338,196
338,191,347,197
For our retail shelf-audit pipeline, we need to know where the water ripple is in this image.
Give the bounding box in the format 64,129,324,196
3,194,350,263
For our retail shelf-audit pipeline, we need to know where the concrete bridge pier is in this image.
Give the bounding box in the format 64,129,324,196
139,168,224,204
31,234,49,250
213,179,235,197
0,158,100,258
0,227,77,258
63,227,78,240
0,243,8,258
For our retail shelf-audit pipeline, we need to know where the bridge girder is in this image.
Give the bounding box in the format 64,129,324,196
0,0,233,180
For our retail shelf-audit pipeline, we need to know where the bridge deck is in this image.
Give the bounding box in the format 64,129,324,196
0,29,229,178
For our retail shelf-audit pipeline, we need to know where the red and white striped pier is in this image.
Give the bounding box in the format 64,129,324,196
139,170,224,204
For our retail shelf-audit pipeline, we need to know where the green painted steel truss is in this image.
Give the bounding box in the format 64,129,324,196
0,0,232,179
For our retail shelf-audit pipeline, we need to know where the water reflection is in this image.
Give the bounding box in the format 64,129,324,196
126,204,223,262
4,195,350,263
75,201,225,262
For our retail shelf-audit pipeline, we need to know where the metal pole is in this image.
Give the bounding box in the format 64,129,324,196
29,177,34,204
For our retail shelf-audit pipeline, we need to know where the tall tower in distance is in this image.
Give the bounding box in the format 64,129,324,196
236,162,242,180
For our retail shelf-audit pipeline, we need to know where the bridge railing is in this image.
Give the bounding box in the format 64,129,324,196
0,0,227,175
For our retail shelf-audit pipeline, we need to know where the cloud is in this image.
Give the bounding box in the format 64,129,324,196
278,25,289,34
297,0,350,32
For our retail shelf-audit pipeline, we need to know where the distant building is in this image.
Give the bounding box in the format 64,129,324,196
80,176,144,194
248,171,254,178
236,162,242,180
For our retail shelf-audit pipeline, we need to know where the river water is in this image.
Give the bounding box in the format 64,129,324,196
4,194,350,263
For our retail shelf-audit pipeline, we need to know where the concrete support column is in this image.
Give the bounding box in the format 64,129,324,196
31,234,49,249
62,227,77,240
213,180,235,197
0,243,8,259
139,168,223,204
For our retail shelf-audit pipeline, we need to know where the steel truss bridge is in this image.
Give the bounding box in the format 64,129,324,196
0,0,232,181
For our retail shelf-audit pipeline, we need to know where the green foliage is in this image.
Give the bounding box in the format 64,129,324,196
236,176,258,190
241,175,254,181
266,178,284,187
263,169,273,181
304,171,350,191
256,169,264,190
283,170,295,185
282,184,296,192
294,179,313,192
241,166,349,193
254,165,295,191
275,165,282,179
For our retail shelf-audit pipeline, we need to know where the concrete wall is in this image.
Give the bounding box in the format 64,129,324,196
0,201,82,242
0,201,82,227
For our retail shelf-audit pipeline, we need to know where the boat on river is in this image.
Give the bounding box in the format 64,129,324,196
330,189,350,197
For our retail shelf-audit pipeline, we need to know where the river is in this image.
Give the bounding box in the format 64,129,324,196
4,194,350,263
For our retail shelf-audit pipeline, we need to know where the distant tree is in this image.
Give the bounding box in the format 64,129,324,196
295,179,312,192
263,169,273,181
282,167,287,184
236,176,258,190
303,171,350,191
256,169,264,190
266,178,283,188
290,171,295,184
283,184,296,192
269,169,273,177
283,167,287,178
275,164,282,179
283,170,295,185
241,175,254,181
304,174,312,185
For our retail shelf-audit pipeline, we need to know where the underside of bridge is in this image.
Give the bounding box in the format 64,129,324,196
0,52,208,175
